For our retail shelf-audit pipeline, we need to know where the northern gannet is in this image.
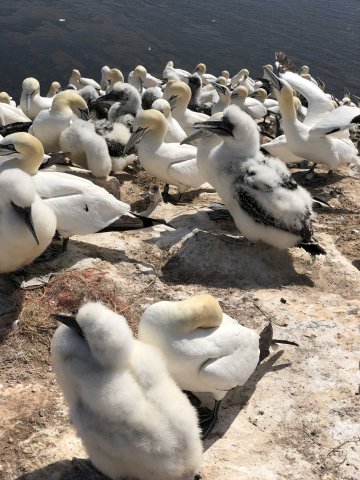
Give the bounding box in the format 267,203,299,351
20,77,53,120
123,109,205,200
162,60,191,82
68,69,101,92
100,65,110,91
90,82,140,121
266,67,360,178
0,102,31,125
230,86,267,120
189,105,325,254
106,68,124,93
0,168,56,273
46,81,61,98
141,86,163,110
139,294,298,437
0,91,16,107
230,68,255,92
163,81,209,135
211,82,231,114
52,302,202,480
250,88,279,110
29,90,89,153
151,99,187,143
187,74,212,115
194,63,217,85
299,65,318,85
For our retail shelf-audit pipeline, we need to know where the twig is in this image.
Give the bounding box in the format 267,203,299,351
252,302,284,327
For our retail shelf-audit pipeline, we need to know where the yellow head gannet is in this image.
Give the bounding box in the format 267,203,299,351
139,294,298,437
230,68,255,92
0,168,56,273
20,77,53,120
266,67,360,178
193,63,217,85
46,81,61,98
299,65,318,85
100,65,110,91
250,88,278,109
106,68,124,93
211,82,231,114
230,85,267,120
162,60,191,82
187,105,326,254
0,133,133,253
163,81,209,135
123,109,205,200
0,91,16,107
52,302,202,480
29,90,89,153
69,69,101,92
128,65,147,93
151,98,187,143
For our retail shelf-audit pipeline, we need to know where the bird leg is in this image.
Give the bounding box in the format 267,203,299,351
34,237,69,263
161,183,178,204
198,399,222,439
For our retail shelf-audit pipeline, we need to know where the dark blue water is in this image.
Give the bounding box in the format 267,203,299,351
0,0,359,100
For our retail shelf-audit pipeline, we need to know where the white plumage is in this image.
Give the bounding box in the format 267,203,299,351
230,86,267,120
151,98,187,143
68,69,101,91
20,77,53,120
51,302,202,480
190,105,325,253
0,168,56,273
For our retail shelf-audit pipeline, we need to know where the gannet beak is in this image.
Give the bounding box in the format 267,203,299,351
123,127,148,155
167,95,178,110
194,120,233,136
180,129,212,144
138,77,144,93
11,202,39,245
248,91,258,98
51,313,84,337
26,93,33,114
297,109,305,122
211,82,227,96
263,66,283,91
79,108,90,120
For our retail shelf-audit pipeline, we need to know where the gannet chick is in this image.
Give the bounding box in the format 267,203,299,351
20,77,53,120
69,69,101,92
47,81,61,98
29,91,89,153
163,81,209,136
51,302,202,480
141,86,163,110
194,63,217,85
60,119,111,177
187,74,212,115
163,60,191,82
139,294,298,438
152,99,187,143
0,133,133,253
106,68,124,93
100,65,110,91
0,168,56,273
231,86,267,120
211,83,231,114
77,85,99,104
0,91,16,107
123,109,205,201
189,105,325,254
90,82,140,120
266,67,360,178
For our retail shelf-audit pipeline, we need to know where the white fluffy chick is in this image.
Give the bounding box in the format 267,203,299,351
51,302,202,480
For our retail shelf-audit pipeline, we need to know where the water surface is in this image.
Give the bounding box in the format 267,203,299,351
0,0,359,99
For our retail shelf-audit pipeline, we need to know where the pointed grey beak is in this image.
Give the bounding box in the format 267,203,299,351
248,91,259,98
51,313,84,337
211,82,227,96
167,95,178,110
263,66,283,91
138,77,144,93
297,108,305,123
11,202,39,245
79,108,90,120
123,127,148,155
193,119,233,137
180,129,213,144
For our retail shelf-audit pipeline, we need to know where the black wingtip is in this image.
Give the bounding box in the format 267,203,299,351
298,242,326,256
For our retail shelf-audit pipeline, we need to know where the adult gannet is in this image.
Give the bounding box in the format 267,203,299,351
299,65,318,85
106,68,124,93
0,168,56,273
162,60,191,82
0,101,31,125
52,302,202,480
0,133,133,253
249,88,279,110
230,68,255,92
193,63,217,85
0,91,16,107
151,99,187,143
29,91,89,153
46,81,61,98
139,294,298,438
230,86,267,120
128,65,161,92
123,109,205,200
100,65,110,91
20,77,53,120
266,68,360,177
188,105,325,254
163,81,209,135
69,69,101,92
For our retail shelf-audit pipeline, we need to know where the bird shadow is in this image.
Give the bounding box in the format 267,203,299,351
0,275,24,345
352,260,360,271
15,458,109,480
203,350,290,450
159,225,314,289
291,170,347,188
